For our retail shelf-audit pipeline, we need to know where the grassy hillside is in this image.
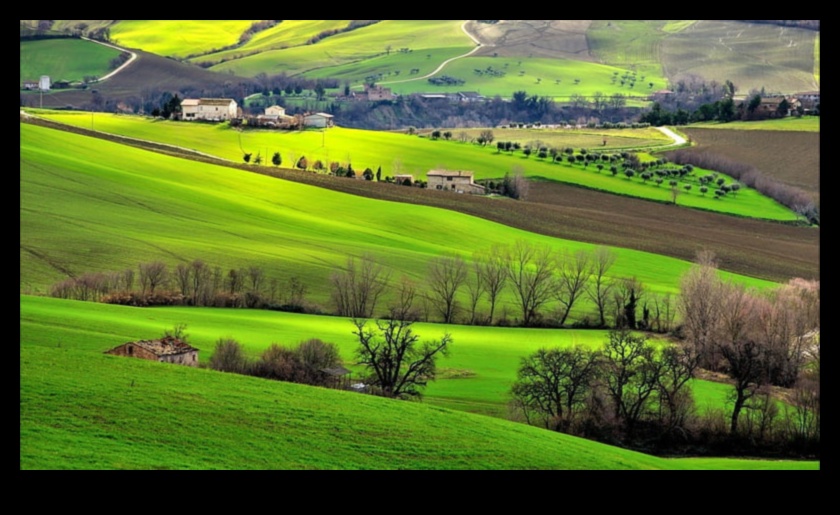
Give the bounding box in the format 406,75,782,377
208,20,473,79
31,111,799,222
110,20,259,58
20,296,818,470
188,20,352,66
348,56,668,100
659,21,819,94
586,20,675,80
20,38,121,84
688,117,819,132
21,121,779,299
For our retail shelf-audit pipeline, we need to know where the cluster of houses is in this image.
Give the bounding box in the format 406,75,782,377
650,89,820,117
178,97,335,128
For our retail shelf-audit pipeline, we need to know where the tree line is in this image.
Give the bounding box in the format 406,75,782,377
509,251,819,458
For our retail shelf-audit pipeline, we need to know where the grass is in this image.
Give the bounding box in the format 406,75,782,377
688,117,819,132
31,111,800,222
658,21,819,94
417,127,671,149
208,20,473,79
22,122,780,312
109,20,259,58
586,21,671,80
359,56,668,100
19,296,818,470
20,38,122,84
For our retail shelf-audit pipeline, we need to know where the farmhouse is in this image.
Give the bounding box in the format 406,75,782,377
794,91,820,110
427,169,486,194
303,112,334,128
181,98,239,121
353,83,395,101
756,96,792,118
255,105,295,126
105,336,199,367
22,80,39,90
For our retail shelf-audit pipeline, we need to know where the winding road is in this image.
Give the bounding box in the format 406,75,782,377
655,126,688,146
377,21,487,87
83,37,138,83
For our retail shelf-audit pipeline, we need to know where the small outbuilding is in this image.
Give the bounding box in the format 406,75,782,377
303,112,334,128
105,336,199,367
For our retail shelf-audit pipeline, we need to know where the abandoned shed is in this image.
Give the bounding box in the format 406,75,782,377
105,336,199,367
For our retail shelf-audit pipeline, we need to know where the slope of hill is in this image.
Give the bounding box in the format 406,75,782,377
21,122,779,305
20,296,819,470
20,38,121,84
31,111,800,222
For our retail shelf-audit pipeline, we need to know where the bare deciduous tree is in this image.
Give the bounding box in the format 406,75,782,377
474,246,507,325
353,318,451,399
553,249,591,327
331,254,391,318
504,240,556,326
138,261,168,296
427,255,467,324
586,247,615,327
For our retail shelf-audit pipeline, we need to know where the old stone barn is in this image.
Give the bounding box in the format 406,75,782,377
105,336,199,367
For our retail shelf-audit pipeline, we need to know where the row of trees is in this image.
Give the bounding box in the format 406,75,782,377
328,242,674,330
50,260,311,312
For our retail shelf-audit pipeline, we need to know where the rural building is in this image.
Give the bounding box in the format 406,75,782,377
39,75,51,91
794,91,820,110
22,80,39,90
105,336,199,367
393,174,414,185
364,83,395,101
303,112,334,128
181,98,239,121
255,105,295,126
457,91,484,102
427,169,486,194
756,97,792,118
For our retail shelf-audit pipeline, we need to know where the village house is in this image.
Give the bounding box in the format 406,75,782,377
303,112,334,128
180,98,239,121
105,336,199,367
756,96,796,118
427,169,486,194
255,104,295,126
353,83,395,101
22,80,39,90
794,91,820,111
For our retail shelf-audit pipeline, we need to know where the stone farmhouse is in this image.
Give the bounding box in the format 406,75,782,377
353,83,396,101
427,169,485,194
105,336,199,367
180,98,239,121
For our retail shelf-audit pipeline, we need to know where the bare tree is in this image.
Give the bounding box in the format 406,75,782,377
331,254,391,318
611,277,644,329
586,247,615,327
138,261,168,296
427,255,467,324
504,240,556,326
189,259,211,306
353,318,452,399
601,329,662,435
678,250,725,369
174,262,191,298
510,346,600,431
553,249,591,327
474,246,507,325
465,261,487,324
388,275,419,321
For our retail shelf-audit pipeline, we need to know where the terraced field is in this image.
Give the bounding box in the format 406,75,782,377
31,111,800,222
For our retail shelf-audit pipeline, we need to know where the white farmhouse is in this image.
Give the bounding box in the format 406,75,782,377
181,98,239,121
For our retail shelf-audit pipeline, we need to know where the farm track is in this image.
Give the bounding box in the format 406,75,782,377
23,116,819,283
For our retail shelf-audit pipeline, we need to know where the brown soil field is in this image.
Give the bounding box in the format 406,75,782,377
416,127,668,150
25,117,819,284
678,128,819,203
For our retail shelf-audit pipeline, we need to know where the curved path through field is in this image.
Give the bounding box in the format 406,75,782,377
656,126,688,146
82,37,138,83
377,21,487,87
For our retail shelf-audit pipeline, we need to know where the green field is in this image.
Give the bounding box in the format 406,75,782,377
209,20,473,78
20,38,122,84
21,122,779,316
359,56,668,100
418,127,671,149
20,296,818,470
31,111,799,222
188,20,351,66
109,20,259,58
689,117,820,132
